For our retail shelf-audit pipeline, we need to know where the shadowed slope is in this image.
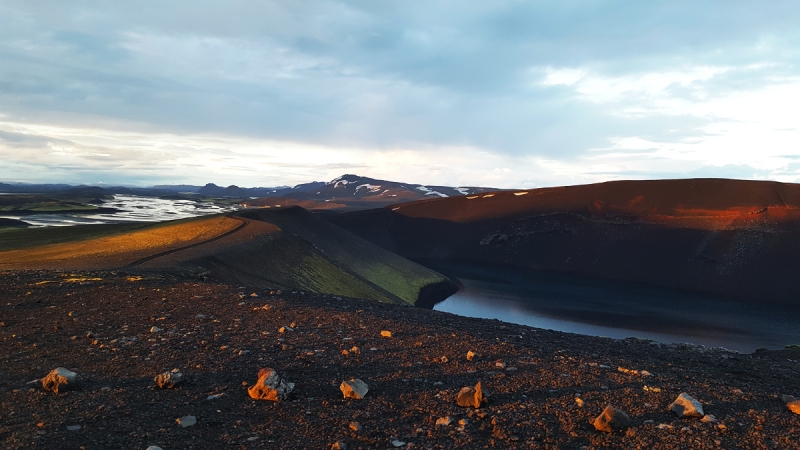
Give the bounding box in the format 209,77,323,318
328,179,800,304
0,209,455,306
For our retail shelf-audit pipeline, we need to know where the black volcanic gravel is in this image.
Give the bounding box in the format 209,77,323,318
1,270,799,449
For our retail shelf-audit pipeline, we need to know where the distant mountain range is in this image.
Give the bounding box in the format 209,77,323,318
0,174,499,209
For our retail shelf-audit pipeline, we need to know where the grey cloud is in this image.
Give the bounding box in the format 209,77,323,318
0,1,799,184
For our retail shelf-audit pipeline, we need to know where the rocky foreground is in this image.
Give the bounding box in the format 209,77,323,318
1,270,799,449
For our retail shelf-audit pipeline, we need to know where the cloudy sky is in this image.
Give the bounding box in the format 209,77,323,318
1,1,799,188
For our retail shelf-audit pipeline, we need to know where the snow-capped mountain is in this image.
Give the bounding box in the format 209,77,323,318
284,174,498,206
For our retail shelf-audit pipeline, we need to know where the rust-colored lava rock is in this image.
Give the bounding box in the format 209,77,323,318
41,367,81,393
593,405,632,432
247,368,295,401
456,381,488,408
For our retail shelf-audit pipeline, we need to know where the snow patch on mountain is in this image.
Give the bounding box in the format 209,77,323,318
416,186,449,198
354,184,382,195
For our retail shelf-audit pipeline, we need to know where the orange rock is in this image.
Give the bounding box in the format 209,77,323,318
248,368,294,401
456,381,488,408
788,400,800,415
593,405,632,432
340,379,369,400
42,367,81,393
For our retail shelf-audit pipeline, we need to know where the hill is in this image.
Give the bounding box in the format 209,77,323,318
0,208,455,306
327,178,800,304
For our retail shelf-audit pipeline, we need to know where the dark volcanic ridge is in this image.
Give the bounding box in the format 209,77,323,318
330,178,800,305
1,270,799,449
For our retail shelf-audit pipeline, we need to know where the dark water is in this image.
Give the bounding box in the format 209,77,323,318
428,260,800,353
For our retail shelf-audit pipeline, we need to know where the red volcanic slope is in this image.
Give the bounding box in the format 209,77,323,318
329,179,800,305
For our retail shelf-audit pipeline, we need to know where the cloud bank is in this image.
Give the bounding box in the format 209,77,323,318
1,1,799,187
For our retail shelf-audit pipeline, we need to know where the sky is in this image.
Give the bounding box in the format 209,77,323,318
1,1,800,189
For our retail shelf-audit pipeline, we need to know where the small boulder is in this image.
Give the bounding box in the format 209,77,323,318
456,381,488,408
340,379,369,400
248,368,295,401
154,371,184,389
176,415,196,427
670,393,704,418
780,394,797,403
332,442,347,450
788,400,800,415
381,330,392,338
42,367,81,393
435,416,453,426
466,351,477,361
593,405,632,432
146,447,164,450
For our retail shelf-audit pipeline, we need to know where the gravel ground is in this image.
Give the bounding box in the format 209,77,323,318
1,270,799,449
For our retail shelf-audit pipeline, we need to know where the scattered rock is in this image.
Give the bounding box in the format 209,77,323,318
456,381,488,408
670,393,704,418
66,425,81,431
575,397,584,407
702,414,718,423
146,446,163,450
466,350,477,361
340,379,369,400
248,368,295,401
206,393,223,400
788,400,800,415
381,330,392,338
349,421,362,432
435,416,453,426
332,442,347,450
150,326,162,333
176,415,196,427
780,394,797,403
391,440,406,447
593,405,632,432
42,367,82,393
154,371,184,389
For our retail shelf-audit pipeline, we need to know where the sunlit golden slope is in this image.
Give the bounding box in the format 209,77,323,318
0,215,244,269
0,209,455,306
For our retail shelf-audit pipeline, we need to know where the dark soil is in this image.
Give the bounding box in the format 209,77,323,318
1,270,799,449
